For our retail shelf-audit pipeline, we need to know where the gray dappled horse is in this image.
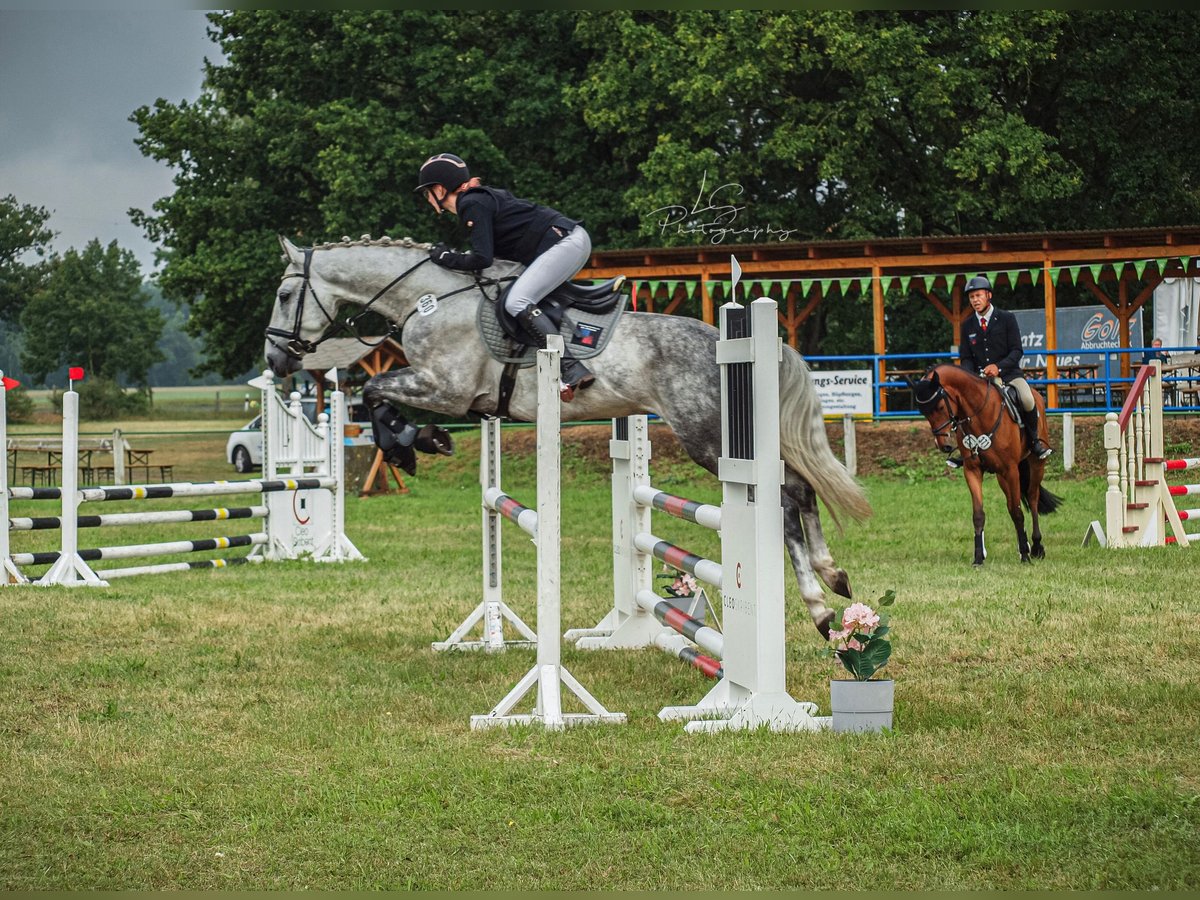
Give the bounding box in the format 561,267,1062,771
264,235,871,635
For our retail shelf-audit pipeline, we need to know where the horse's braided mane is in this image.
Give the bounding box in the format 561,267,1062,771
311,234,434,251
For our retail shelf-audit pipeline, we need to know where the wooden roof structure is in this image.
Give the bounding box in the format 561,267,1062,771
579,225,1200,409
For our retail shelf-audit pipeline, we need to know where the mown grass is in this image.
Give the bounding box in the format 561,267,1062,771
1,428,1198,889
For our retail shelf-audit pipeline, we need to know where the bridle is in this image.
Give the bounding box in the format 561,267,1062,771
915,371,1005,456
264,245,515,359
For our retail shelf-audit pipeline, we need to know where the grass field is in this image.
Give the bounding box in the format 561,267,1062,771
1,427,1198,889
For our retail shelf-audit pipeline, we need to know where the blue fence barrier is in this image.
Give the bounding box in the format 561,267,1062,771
806,345,1200,419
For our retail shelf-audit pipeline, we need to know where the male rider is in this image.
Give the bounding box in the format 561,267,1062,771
949,275,1053,467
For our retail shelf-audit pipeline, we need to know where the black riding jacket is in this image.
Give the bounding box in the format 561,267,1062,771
434,186,580,270
959,305,1025,382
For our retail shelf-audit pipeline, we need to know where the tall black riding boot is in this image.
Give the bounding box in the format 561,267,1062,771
1021,407,1053,460
515,305,596,401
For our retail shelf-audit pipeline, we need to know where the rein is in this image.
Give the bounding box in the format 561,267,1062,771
916,373,1005,456
265,245,516,359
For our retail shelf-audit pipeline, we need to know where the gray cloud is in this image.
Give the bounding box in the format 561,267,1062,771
0,10,217,274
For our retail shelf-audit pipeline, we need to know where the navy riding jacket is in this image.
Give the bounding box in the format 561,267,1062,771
959,306,1025,382
434,186,580,270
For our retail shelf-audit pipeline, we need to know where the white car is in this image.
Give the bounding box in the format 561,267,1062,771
226,397,318,473
226,397,368,472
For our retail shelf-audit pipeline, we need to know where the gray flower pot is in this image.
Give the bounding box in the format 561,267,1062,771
830,678,894,733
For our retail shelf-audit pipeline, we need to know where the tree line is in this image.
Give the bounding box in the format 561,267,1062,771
10,11,1200,384
0,194,229,414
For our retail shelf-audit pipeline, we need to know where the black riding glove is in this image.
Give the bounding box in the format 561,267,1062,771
428,242,487,271
428,243,456,266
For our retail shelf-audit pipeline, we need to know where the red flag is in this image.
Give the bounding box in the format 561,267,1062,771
1,376,19,391
68,366,85,381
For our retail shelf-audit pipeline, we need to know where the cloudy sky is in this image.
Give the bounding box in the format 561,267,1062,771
0,10,217,275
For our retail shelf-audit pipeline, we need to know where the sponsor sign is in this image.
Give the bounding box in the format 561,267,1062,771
1012,305,1143,368
811,369,873,416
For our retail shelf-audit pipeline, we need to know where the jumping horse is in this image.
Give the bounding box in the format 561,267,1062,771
911,364,1062,566
263,235,871,635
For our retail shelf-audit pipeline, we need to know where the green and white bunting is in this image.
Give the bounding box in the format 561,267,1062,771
628,250,1192,310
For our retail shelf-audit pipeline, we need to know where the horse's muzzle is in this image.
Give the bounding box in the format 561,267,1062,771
264,341,304,377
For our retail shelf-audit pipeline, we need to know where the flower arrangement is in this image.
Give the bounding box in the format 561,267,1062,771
657,569,699,599
826,590,896,681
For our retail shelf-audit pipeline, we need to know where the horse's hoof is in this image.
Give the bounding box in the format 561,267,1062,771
815,610,835,640
829,568,852,599
1021,555,1031,564
415,424,455,457
972,559,985,568
1032,545,1045,559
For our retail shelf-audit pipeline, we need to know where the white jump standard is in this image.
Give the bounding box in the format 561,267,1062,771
431,420,537,652
565,298,825,733
469,337,625,730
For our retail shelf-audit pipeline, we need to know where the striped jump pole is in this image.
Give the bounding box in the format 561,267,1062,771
100,556,262,580
431,418,537,653
636,590,724,658
632,532,723,588
1164,458,1200,545
470,336,625,730
9,506,268,531
14,533,267,568
1167,484,1200,497
1164,458,1200,471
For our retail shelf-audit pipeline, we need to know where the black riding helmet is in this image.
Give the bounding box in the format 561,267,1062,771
964,275,992,294
415,153,470,194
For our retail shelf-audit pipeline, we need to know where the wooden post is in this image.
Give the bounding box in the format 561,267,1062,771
1044,260,1059,409
701,272,715,326
872,266,887,413
842,412,857,476
1118,275,1131,381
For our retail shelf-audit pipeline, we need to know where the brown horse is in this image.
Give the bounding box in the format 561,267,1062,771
911,364,1062,566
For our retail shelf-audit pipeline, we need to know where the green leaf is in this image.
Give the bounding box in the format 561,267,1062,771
857,641,892,679
876,589,896,607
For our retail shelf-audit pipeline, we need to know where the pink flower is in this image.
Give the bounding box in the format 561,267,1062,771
846,638,863,651
841,602,880,631
828,628,851,643
670,573,698,596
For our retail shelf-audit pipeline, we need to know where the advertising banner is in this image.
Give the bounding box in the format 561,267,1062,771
1011,305,1143,368
811,369,873,417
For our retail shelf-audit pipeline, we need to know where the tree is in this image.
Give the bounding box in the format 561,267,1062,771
19,240,164,386
131,10,629,379
568,10,1094,242
0,194,56,325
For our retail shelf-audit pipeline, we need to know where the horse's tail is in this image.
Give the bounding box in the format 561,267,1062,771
778,347,873,527
1019,459,1064,513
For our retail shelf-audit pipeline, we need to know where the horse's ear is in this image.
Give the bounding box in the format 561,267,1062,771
278,234,300,264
